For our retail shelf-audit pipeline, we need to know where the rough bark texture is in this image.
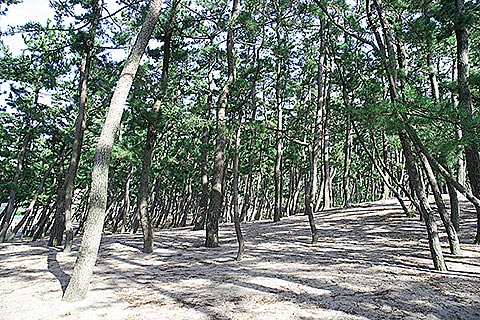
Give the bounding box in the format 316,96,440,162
62,0,163,301
205,0,240,247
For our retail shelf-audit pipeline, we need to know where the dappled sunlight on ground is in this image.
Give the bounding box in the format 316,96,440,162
1,198,479,319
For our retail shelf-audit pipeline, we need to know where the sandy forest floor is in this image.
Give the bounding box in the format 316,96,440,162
1,199,480,320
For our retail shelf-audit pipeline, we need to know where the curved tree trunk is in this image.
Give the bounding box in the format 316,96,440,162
63,0,163,301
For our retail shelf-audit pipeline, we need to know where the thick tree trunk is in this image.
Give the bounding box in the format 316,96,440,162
62,0,163,301
0,132,31,242
205,0,240,247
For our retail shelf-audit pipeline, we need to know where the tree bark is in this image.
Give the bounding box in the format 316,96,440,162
311,23,325,210
419,153,461,255
136,4,176,253
273,1,283,222
400,133,447,271
194,63,213,230
63,0,163,301
321,77,332,210
232,111,244,260
205,0,241,247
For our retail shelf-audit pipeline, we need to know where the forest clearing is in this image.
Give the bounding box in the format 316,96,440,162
1,198,479,320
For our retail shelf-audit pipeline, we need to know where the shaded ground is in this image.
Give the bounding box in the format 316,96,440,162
1,198,479,320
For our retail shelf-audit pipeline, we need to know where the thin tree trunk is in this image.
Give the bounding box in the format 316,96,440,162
419,153,461,255
454,0,480,243
232,111,244,260
205,0,241,247
322,76,332,210
63,0,103,253
353,122,413,215
136,6,175,253
7,160,54,241
400,133,447,271
194,64,213,230
63,0,163,301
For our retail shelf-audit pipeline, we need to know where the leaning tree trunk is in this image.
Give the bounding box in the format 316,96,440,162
400,133,447,271
367,0,446,270
62,0,163,302
205,0,241,247
63,0,103,253
454,0,480,244
7,160,54,241
419,153,461,255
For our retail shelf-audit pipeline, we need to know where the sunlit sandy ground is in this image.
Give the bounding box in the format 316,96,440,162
1,198,479,320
